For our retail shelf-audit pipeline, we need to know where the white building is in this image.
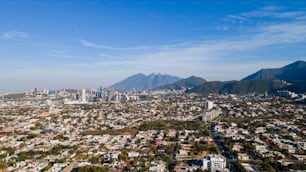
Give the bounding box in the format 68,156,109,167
128,151,139,158
206,101,214,111
202,109,222,122
149,161,166,172
82,89,86,102
203,154,227,171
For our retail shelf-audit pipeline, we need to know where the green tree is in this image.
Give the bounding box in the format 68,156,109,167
77,166,108,172
0,162,8,169
42,164,52,171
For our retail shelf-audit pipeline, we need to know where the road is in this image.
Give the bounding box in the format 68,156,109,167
169,142,179,171
210,122,240,172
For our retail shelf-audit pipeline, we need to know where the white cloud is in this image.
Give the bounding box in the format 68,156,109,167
80,39,112,49
227,15,246,21
1,31,28,40
226,6,306,22
234,6,306,20
46,50,77,59
90,22,306,80
79,39,149,50
76,6,306,82
98,54,115,58
4,6,302,91
252,22,306,45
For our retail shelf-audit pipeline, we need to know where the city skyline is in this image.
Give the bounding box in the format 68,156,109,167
1,0,306,91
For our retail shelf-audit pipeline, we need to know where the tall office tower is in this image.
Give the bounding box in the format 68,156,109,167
97,86,103,98
115,91,119,102
114,91,121,102
82,89,86,102
206,101,214,111
103,87,107,100
34,88,38,95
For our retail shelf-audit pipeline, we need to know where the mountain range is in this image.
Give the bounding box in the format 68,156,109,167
186,80,286,95
188,60,306,95
156,76,207,90
242,60,306,83
241,60,306,93
110,60,306,94
110,73,180,92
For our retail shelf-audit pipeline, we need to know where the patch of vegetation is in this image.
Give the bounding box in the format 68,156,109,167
82,128,137,136
76,165,108,172
193,142,218,154
0,162,8,169
42,164,52,171
139,120,207,131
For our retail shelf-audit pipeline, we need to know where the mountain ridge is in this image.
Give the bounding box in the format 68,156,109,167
155,76,207,90
188,60,306,95
242,60,306,83
187,80,287,95
110,60,306,94
110,73,180,92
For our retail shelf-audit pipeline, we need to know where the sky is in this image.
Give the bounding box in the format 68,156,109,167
1,0,306,92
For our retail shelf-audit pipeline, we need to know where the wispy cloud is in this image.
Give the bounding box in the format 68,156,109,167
79,39,150,50
80,39,113,49
90,21,306,80
142,22,306,58
98,54,114,58
97,54,127,62
254,23,306,44
227,5,306,22
227,15,246,21
1,31,28,40
46,50,77,59
75,6,306,81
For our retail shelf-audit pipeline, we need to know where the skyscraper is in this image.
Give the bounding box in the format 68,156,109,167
206,101,214,111
82,89,86,102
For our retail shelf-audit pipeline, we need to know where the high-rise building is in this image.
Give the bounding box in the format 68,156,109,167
82,89,86,102
206,101,214,111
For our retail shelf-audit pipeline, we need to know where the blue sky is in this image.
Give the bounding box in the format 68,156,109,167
1,0,306,91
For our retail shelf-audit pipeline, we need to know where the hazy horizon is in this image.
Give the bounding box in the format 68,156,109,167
1,0,306,91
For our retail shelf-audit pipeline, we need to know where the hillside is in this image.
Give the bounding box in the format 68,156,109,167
110,73,180,92
156,76,207,90
242,60,306,83
187,80,286,95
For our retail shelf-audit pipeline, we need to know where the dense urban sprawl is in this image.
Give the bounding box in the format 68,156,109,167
0,88,305,172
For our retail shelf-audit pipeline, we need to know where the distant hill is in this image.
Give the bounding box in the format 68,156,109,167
242,60,306,83
110,73,180,92
156,76,207,90
187,80,286,95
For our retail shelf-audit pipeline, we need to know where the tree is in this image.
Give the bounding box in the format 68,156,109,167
42,164,52,171
261,159,276,172
235,161,246,172
0,153,7,159
0,162,8,170
77,166,108,172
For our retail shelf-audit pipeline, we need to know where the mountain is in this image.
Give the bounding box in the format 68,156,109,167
156,76,207,90
187,80,286,95
242,60,306,83
110,73,180,92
